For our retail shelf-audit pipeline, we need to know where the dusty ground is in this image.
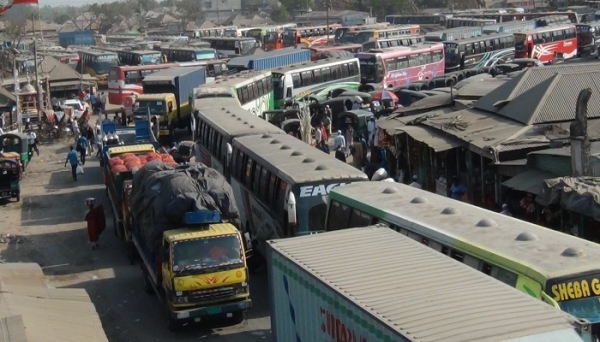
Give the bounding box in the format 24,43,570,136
0,139,271,341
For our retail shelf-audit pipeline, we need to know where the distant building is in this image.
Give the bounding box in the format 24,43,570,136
199,0,243,21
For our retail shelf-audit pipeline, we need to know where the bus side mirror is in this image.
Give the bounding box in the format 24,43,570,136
226,143,233,167
287,192,297,227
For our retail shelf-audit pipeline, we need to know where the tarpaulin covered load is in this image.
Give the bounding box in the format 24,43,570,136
129,161,239,252
537,176,600,220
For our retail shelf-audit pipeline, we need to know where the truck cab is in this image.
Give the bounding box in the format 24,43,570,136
135,210,252,331
135,93,177,139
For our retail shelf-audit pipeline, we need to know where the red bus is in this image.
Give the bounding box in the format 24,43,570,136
309,44,363,60
513,24,577,64
356,43,445,89
264,30,284,50
282,24,341,47
108,61,229,105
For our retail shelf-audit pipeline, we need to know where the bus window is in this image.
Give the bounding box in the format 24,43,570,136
308,203,328,232
450,249,464,262
482,262,492,275
244,158,253,185
252,165,261,192
496,268,518,287
463,254,480,269
276,180,287,212
407,231,420,242
348,209,372,228
268,174,277,205
259,168,269,201
327,200,351,231
441,245,450,255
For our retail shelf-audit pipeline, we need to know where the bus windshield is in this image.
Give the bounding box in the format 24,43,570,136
514,34,527,52
237,40,257,55
354,31,373,44
547,275,600,323
265,32,278,43
94,56,119,74
358,56,381,83
172,235,243,275
136,99,166,115
272,75,284,100
444,43,460,69
141,53,161,64
577,27,595,46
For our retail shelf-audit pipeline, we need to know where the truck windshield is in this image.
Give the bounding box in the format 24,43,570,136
172,235,243,274
136,100,166,115
514,34,527,53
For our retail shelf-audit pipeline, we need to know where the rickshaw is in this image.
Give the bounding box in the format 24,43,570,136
281,119,302,139
0,133,30,169
0,158,22,202
337,109,374,141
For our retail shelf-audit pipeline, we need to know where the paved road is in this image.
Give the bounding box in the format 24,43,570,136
0,142,272,341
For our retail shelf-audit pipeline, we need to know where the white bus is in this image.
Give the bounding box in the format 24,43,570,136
194,70,274,117
184,26,237,39
230,133,368,259
324,181,600,337
192,96,286,177
271,57,361,109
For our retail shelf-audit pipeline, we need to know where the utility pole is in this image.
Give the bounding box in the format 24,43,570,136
326,0,331,46
13,59,20,132
570,88,592,177
32,12,42,123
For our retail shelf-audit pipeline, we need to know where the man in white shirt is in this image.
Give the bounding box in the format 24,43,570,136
314,126,322,147
25,129,39,156
409,175,421,189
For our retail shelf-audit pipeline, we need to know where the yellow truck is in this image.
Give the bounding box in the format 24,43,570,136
138,66,207,140
128,162,251,331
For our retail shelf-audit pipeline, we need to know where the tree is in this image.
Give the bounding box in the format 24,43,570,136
88,2,132,34
172,0,202,30
126,0,159,13
271,5,291,23
3,6,35,47
55,13,71,25
65,6,89,30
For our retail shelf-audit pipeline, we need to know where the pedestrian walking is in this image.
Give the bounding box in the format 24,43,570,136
86,125,95,155
76,134,88,165
334,145,346,163
334,130,346,154
84,198,106,250
25,129,39,156
64,146,80,181
345,124,354,155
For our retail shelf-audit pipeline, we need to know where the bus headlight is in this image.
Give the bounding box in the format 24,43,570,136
235,286,248,295
173,295,189,303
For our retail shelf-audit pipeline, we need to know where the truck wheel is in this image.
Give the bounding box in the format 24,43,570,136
165,302,181,332
143,268,153,295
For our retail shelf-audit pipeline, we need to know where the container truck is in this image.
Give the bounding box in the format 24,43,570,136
226,48,311,71
58,30,95,48
129,162,252,331
267,226,591,342
138,66,206,139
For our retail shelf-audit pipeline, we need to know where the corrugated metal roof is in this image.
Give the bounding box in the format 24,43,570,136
474,64,600,121
498,71,600,124
226,48,306,68
233,133,368,184
377,108,453,132
397,125,463,152
143,66,204,80
41,56,82,82
502,169,555,195
268,227,583,342
455,74,513,99
0,263,107,342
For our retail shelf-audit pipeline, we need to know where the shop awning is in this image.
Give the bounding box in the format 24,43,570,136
502,169,555,196
396,125,463,152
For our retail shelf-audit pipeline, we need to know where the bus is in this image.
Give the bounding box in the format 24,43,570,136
76,50,119,86
230,133,368,256
39,51,79,69
453,11,579,24
223,27,257,37
195,70,274,116
183,26,237,39
160,46,218,63
117,50,162,65
362,36,425,50
385,14,448,26
271,57,361,109
246,26,281,48
282,24,341,47
192,96,286,177
514,24,578,64
324,181,600,337
356,43,445,89
446,18,497,28
264,30,285,50
145,35,188,43
576,21,600,57
200,37,258,57
444,33,515,72
309,44,363,61
333,23,391,44
108,61,229,105
482,20,537,34
424,27,483,42
353,26,421,44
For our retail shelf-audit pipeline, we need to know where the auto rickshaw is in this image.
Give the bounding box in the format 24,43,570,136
0,133,30,169
337,109,374,141
0,158,22,202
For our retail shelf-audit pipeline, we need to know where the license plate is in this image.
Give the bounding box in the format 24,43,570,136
207,307,221,315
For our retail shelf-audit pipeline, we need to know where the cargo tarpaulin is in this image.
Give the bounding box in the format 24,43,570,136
537,176,600,220
129,161,240,252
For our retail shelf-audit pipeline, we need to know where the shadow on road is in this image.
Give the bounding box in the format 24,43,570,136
20,187,105,226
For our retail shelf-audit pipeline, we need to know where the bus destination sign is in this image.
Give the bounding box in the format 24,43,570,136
548,275,600,302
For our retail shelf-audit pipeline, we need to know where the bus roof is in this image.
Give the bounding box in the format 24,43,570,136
309,44,363,51
112,63,176,72
329,182,600,282
208,70,271,88
233,134,367,185
442,33,513,44
269,226,585,342
121,50,160,55
517,23,575,34
194,101,286,140
271,57,358,75
78,50,118,56
358,42,443,56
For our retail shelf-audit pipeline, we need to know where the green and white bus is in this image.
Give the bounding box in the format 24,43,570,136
272,57,361,109
194,70,274,117
230,133,368,259
192,96,286,177
325,181,600,336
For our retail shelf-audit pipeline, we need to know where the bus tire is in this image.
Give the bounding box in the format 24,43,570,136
424,80,435,90
455,72,465,82
488,66,498,77
445,78,455,87
465,69,478,78
432,78,446,89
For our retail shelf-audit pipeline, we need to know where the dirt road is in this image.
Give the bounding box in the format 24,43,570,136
0,141,271,341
